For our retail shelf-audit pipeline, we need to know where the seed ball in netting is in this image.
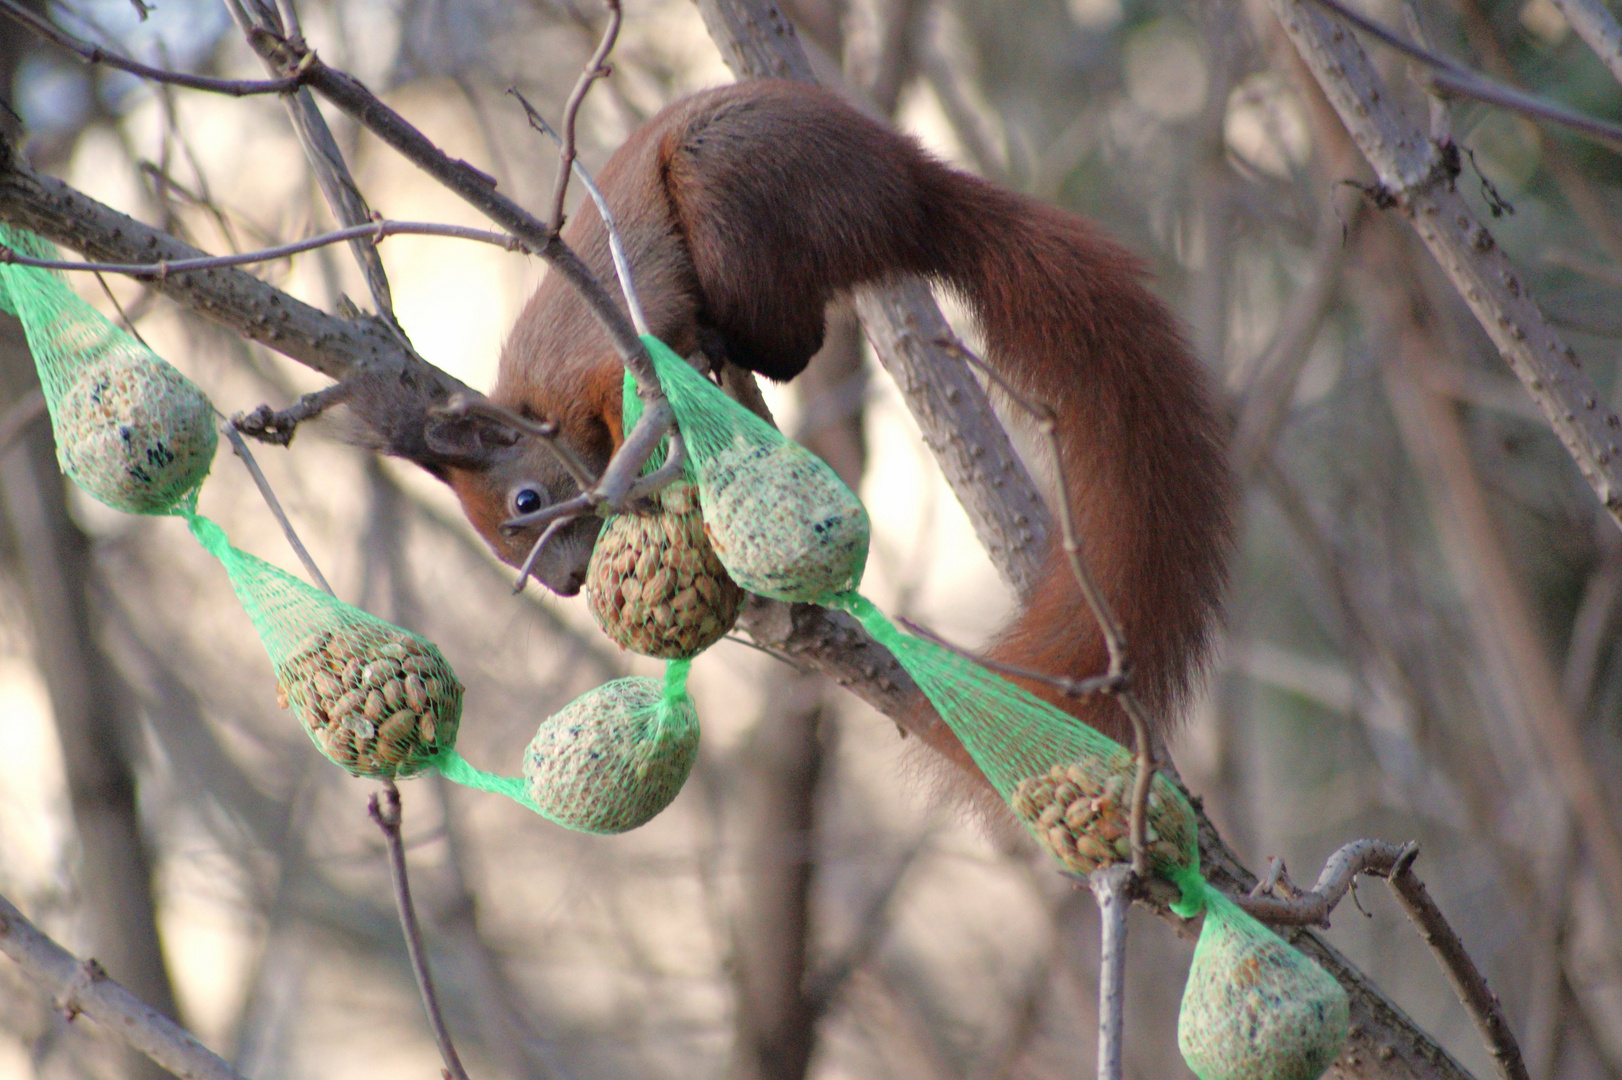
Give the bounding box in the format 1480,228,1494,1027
1010,757,1196,876
523,677,698,834
276,627,463,780
700,441,869,603
587,482,744,659
54,352,217,514
1178,906,1350,1080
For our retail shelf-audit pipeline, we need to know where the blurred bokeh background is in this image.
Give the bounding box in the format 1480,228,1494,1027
2,0,1622,1077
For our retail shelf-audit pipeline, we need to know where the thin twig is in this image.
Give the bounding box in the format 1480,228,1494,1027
514,514,580,594
1089,864,1134,1080
1387,845,1530,1080
895,617,1125,698
545,0,624,235
511,88,649,335
1299,0,1622,153
0,0,308,96
220,421,335,595
1422,71,1622,153
0,220,524,278
1232,838,1409,925
369,783,473,1080
0,890,250,1080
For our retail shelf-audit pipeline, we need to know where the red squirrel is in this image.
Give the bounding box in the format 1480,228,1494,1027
416,79,1234,787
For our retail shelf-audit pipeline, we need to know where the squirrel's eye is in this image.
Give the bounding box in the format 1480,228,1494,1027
512,487,544,516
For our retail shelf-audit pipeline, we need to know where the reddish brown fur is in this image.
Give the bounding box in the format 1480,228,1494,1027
440,80,1234,783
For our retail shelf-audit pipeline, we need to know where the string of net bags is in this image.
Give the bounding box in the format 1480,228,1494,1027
628,333,1349,1079
0,224,694,836
1,214,1348,1071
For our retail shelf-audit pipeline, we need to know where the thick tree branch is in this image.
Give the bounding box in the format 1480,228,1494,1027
0,891,247,1080
1270,0,1622,530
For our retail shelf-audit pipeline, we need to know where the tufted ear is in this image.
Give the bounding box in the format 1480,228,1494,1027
422,407,523,468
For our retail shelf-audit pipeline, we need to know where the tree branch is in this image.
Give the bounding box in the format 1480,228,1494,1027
1272,0,1622,532
0,891,248,1080
0,0,306,96
1387,848,1530,1080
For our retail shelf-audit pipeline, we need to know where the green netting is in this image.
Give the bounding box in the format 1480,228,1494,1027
634,338,868,602
521,662,699,833
185,512,463,779
1175,879,1350,1080
630,334,1349,1075
836,592,1200,881
586,480,743,659
431,659,699,833
0,225,216,515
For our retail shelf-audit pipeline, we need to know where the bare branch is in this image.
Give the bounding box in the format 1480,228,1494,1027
1271,0,1622,531
1089,865,1135,1080
0,220,524,277
0,0,306,96
223,0,400,322
546,0,624,234
1299,0,1622,151
851,301,1051,596
1387,846,1530,1080
1423,71,1622,153
0,891,249,1080
1548,0,1622,90
369,784,473,1080
512,89,650,335
1232,839,1409,925
239,26,657,390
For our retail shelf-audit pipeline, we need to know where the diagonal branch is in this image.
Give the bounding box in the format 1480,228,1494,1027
223,0,400,323
0,891,250,1080
0,0,305,96
1271,0,1622,532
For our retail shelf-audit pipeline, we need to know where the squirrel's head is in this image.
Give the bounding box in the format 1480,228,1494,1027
416,391,620,596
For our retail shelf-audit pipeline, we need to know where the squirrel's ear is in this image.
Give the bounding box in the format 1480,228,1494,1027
422,410,523,469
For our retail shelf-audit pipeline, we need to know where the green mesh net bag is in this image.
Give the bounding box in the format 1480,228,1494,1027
522,664,699,833
633,337,868,602
0,225,217,515
1174,879,1349,1080
587,480,744,659
433,659,699,835
835,593,1200,880
185,513,463,779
